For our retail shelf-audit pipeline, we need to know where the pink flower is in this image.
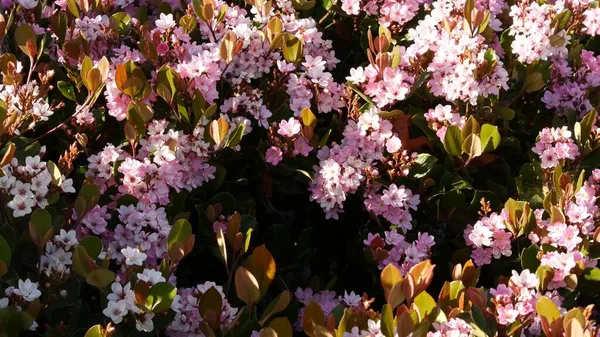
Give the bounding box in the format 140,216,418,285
386,136,402,153
583,8,600,36
265,147,283,166
277,118,302,138
510,270,539,289
157,43,169,55
468,221,493,247
497,304,519,325
155,13,175,31
341,0,361,15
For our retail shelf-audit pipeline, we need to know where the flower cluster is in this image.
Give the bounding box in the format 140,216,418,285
508,2,570,64
40,229,78,282
1,150,75,218
531,126,580,169
168,282,238,337
310,107,418,221
529,171,600,289
542,50,600,116
2,0,600,335
406,0,509,104
345,59,415,108
342,319,390,337
423,104,466,141
427,318,474,337
464,209,513,266
102,203,171,266
340,0,424,28
295,287,363,330
490,269,566,335
86,119,226,205
364,229,435,271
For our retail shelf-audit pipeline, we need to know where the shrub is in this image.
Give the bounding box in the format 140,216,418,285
0,0,598,336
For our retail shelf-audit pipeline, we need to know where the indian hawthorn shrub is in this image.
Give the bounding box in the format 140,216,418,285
0,0,598,336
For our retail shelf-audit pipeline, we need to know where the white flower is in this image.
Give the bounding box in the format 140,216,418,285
7,195,34,217
56,229,78,249
0,298,9,308
346,67,366,83
17,0,38,9
121,247,147,266
50,248,73,266
341,291,361,307
0,173,16,190
29,320,38,331
155,13,176,31
136,269,166,286
153,146,176,165
136,312,155,332
32,102,53,121
10,181,32,197
510,269,539,289
14,279,41,302
60,178,76,193
103,300,128,324
25,156,44,173
386,136,402,153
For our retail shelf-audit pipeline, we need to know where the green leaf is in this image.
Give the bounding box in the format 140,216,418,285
29,209,52,247
521,244,540,272
0,235,11,268
57,81,77,101
156,65,180,103
480,124,501,152
14,24,37,57
260,290,291,325
72,245,97,278
581,148,600,170
494,107,515,121
0,307,34,337
291,0,316,10
226,123,246,148
443,125,463,156
79,236,102,260
110,12,132,35
78,184,101,212
406,72,431,99
116,194,138,207
0,100,7,127
471,306,491,336
523,72,546,92
413,291,436,319
346,82,375,106
147,282,177,313
462,134,482,158
536,296,560,322
579,108,597,145
282,33,303,64
86,268,116,289
168,219,192,251
552,10,572,31
583,268,600,281
381,304,394,337
462,116,481,139
47,161,62,186
409,153,437,178
536,265,555,291
84,325,106,337
66,0,80,17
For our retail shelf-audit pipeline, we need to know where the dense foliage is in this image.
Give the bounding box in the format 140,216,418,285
0,0,599,336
